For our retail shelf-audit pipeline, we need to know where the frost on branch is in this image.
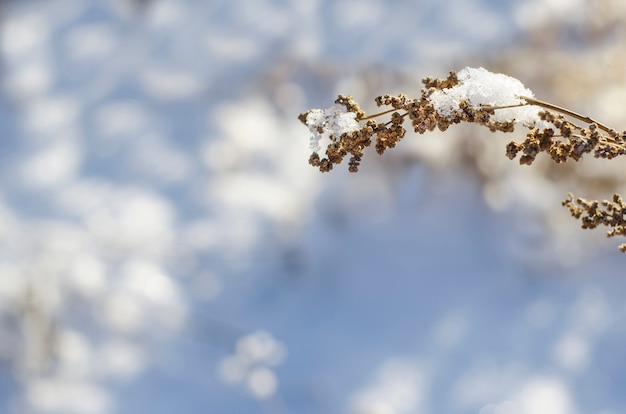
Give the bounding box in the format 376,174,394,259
298,66,626,252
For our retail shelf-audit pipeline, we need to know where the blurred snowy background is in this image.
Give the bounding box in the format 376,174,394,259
2,0,626,413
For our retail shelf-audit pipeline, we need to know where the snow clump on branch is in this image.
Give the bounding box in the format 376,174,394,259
429,66,538,126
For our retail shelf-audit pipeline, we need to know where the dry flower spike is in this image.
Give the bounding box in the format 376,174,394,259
299,67,626,252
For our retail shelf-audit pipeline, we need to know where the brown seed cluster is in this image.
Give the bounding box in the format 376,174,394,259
563,193,626,252
505,111,626,165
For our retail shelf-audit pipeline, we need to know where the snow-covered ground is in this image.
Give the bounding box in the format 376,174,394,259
2,1,626,413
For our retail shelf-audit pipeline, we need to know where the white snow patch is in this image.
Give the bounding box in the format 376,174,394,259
305,107,359,153
430,67,539,126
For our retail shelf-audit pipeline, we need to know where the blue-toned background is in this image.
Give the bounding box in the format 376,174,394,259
2,1,626,413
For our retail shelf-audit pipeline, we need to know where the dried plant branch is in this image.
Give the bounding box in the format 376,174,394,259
563,194,626,253
298,67,626,252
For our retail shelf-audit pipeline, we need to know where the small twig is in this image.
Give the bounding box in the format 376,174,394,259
362,108,398,120
520,96,613,134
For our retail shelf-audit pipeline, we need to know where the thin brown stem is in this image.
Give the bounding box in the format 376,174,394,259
519,96,613,134
481,103,526,111
362,108,398,120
